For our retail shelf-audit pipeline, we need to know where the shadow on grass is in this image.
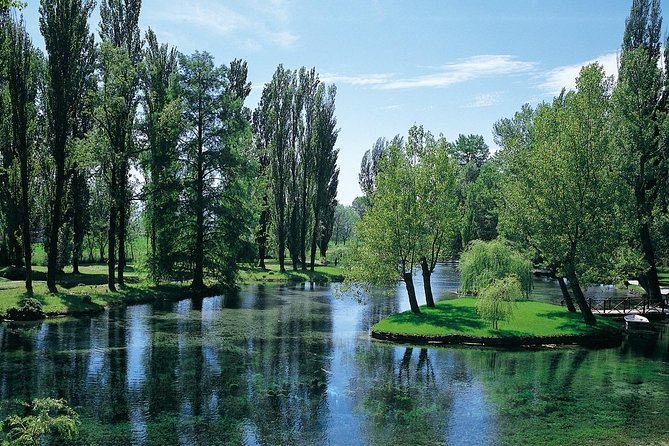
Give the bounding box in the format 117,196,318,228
387,305,487,332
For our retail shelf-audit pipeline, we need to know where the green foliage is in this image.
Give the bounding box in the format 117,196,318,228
459,239,533,298
5,296,44,320
476,276,520,329
2,398,80,446
0,0,27,9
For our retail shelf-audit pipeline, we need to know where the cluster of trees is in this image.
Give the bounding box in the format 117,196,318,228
0,0,340,295
253,66,340,273
348,0,669,325
347,125,461,312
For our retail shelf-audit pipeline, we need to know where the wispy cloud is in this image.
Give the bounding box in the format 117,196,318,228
320,73,393,86
539,52,618,96
381,55,536,89
466,92,505,108
323,55,536,90
150,0,298,50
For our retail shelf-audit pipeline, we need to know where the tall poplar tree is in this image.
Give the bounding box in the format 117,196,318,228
40,0,94,293
613,0,667,303
98,0,142,290
7,15,37,294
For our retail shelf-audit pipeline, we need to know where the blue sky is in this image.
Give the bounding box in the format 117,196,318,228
18,0,667,204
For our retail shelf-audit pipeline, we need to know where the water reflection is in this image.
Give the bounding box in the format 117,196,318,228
0,265,667,445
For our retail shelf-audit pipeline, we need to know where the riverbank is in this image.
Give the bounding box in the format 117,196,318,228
0,261,343,321
372,298,623,347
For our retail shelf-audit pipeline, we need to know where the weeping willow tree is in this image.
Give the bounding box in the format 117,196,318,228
477,276,521,329
459,239,533,298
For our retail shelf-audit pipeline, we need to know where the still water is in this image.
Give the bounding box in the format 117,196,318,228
1,265,669,445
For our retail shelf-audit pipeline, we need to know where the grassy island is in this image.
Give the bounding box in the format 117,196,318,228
372,298,622,347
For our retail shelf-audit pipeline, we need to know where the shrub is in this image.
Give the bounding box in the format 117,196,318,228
5,298,45,321
2,398,80,446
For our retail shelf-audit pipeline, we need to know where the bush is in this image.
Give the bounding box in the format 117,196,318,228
1,398,80,446
5,298,45,321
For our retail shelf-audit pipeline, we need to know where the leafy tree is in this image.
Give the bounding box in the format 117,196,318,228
499,64,616,325
346,140,423,313
351,195,368,218
140,28,181,283
332,204,358,245
408,125,459,307
450,134,489,167
179,52,254,287
39,0,94,292
612,0,667,302
459,239,533,298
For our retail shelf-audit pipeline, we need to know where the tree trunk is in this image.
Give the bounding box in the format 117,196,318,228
117,161,127,287
566,272,596,325
108,164,117,292
47,156,65,293
309,208,320,272
404,272,421,314
639,221,662,303
420,257,435,308
19,148,32,295
71,171,84,275
192,131,205,289
557,276,576,312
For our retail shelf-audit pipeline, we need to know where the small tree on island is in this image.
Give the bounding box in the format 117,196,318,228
477,276,522,329
459,239,533,298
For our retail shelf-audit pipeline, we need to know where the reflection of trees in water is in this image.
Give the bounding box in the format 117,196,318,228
245,284,334,445
359,290,401,332
352,345,453,446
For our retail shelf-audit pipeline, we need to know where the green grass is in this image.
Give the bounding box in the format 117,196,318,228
0,259,343,319
373,298,620,338
237,260,343,283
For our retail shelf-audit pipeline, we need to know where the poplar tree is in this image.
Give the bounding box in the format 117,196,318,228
98,0,142,290
612,0,667,303
40,0,94,293
7,15,37,294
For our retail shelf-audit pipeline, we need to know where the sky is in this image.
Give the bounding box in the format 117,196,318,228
17,0,669,204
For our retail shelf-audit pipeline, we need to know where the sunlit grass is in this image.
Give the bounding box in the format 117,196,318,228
238,259,343,283
373,298,620,338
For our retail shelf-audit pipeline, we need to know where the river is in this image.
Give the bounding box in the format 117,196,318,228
1,264,668,445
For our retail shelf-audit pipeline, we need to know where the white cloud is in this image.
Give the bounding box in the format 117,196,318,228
380,55,536,89
320,72,393,86
539,52,619,96
149,0,298,50
322,55,536,90
466,92,504,108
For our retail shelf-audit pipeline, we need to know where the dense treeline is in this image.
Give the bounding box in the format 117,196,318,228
349,0,669,325
0,0,340,293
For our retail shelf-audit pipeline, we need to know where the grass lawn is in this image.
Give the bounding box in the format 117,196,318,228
373,298,620,338
237,260,343,283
